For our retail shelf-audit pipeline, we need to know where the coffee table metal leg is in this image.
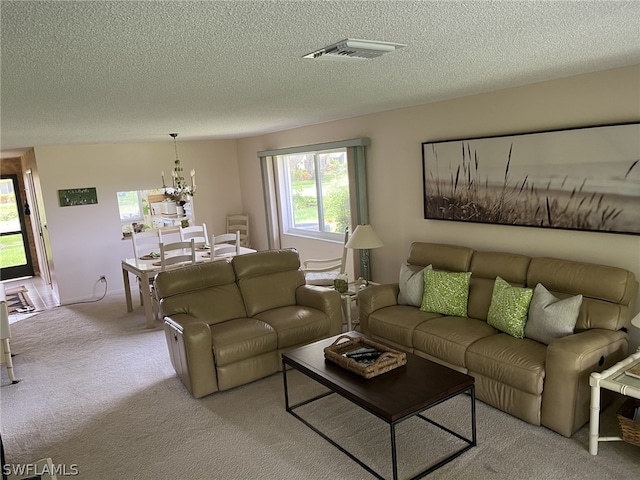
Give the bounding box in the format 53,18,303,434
471,385,477,446
282,359,293,412
390,423,398,480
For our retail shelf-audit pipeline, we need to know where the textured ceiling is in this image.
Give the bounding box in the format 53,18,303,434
2,0,640,156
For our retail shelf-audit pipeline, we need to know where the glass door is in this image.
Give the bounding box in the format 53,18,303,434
0,174,34,279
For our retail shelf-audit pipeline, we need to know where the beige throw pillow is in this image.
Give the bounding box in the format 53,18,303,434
398,263,432,307
525,283,582,345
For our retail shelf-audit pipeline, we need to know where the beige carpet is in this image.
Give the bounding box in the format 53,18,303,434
1,295,639,480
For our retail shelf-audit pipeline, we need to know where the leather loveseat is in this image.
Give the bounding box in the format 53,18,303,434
358,242,638,437
155,249,342,398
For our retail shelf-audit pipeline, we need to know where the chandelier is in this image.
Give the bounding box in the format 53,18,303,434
162,133,195,203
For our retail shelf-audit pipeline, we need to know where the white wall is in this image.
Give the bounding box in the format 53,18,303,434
34,139,241,303
236,65,640,349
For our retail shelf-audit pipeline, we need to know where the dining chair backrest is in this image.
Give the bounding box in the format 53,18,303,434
131,230,160,259
158,226,182,244
302,226,349,286
180,223,209,247
226,214,250,248
159,239,196,269
211,231,241,257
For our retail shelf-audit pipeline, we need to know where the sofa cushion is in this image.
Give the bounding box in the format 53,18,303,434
407,242,473,272
527,257,637,331
210,318,277,367
421,269,472,317
413,317,497,369
524,283,582,345
466,333,546,395
254,305,331,348
233,249,306,317
487,277,533,339
368,306,439,349
398,263,431,307
467,251,531,321
161,283,248,324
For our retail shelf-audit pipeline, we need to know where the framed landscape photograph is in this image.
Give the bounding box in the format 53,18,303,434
422,123,640,235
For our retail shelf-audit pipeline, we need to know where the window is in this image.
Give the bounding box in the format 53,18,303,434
278,148,350,239
117,191,144,223
116,188,167,235
258,137,370,251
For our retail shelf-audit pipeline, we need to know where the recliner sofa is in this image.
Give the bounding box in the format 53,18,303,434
155,249,342,398
358,242,638,437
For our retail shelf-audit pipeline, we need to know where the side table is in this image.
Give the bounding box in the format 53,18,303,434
335,280,379,331
339,290,358,331
0,283,17,383
589,346,640,455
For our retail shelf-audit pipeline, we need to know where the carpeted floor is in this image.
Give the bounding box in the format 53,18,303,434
1,295,639,479
4,286,35,314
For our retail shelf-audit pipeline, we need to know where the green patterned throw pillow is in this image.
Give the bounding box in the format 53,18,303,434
420,269,471,317
487,276,533,338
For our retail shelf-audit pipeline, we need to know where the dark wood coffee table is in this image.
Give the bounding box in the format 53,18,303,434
281,331,476,480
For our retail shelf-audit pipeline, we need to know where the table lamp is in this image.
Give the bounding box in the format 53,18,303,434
345,224,383,283
632,313,640,328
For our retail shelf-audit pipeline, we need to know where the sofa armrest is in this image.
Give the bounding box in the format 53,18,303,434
541,328,628,437
295,285,343,335
164,314,218,398
357,283,400,336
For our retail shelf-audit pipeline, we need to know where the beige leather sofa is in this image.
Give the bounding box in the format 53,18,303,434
155,249,342,398
358,242,638,437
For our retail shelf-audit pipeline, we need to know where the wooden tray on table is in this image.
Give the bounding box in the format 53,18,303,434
324,335,407,379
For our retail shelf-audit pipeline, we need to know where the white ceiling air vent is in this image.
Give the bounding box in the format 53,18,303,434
303,39,406,61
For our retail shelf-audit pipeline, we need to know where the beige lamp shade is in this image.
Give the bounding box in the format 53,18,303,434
631,313,640,328
345,224,384,250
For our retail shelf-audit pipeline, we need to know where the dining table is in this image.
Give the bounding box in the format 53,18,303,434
122,244,256,328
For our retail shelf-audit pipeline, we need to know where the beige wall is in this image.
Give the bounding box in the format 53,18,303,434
33,139,240,303
26,65,640,347
236,65,640,347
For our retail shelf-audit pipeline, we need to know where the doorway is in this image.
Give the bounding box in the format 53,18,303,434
0,174,34,279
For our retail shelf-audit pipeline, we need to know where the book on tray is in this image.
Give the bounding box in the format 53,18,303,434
624,367,640,380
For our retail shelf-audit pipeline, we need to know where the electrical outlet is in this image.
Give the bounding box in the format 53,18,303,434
99,275,106,283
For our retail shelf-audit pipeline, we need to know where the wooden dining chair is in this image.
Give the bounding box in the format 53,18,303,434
302,227,349,286
211,231,241,258
226,214,250,247
131,230,160,259
157,226,181,245
153,239,196,319
131,230,162,305
179,223,209,247
159,239,196,269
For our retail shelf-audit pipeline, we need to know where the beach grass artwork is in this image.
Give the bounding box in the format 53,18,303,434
422,123,640,235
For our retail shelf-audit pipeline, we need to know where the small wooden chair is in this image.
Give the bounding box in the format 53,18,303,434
227,214,250,248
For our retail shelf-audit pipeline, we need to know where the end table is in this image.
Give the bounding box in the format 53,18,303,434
589,346,640,455
334,279,379,331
